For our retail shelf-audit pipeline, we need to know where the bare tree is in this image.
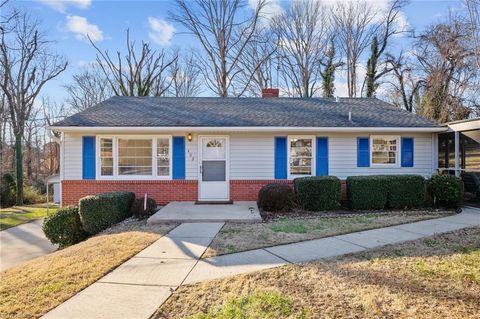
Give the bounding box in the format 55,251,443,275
42,96,67,174
331,0,381,97
0,11,67,204
91,30,177,97
364,0,407,97
168,52,203,97
465,0,480,67
412,16,477,122
64,65,113,112
170,0,267,97
273,0,330,97
234,27,277,96
386,52,423,112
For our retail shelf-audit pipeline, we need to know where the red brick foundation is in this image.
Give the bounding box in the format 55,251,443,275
230,180,293,201
61,180,198,206
62,179,348,206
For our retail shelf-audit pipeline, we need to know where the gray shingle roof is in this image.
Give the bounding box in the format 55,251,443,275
52,96,440,128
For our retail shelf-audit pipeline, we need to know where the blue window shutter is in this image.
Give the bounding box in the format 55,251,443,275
172,136,186,179
82,136,96,180
274,137,287,179
316,137,328,176
357,137,370,167
401,137,414,167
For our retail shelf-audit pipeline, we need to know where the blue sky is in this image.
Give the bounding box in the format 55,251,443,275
12,0,463,102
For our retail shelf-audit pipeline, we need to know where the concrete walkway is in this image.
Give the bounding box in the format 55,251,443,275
0,219,57,272
147,201,262,224
42,222,224,319
42,208,480,319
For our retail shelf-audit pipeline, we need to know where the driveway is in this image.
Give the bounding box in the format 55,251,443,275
0,219,57,272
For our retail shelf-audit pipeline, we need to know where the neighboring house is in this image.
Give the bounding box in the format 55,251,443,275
49,90,446,206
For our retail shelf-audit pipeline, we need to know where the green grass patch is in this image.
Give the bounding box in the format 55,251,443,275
187,291,308,319
0,204,58,230
269,221,307,234
412,250,480,283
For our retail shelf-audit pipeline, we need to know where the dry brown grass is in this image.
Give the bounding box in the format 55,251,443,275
157,227,480,319
204,210,454,258
0,219,176,319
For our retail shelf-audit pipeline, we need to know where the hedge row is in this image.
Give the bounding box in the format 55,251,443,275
347,175,426,210
43,191,140,247
294,176,341,211
79,191,135,234
258,176,342,212
258,174,462,213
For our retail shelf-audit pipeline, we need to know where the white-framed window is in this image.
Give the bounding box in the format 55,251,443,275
118,138,153,176
97,136,172,179
99,138,114,176
157,137,171,177
371,135,400,166
288,136,314,176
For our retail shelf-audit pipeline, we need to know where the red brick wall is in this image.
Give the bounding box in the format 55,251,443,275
61,180,198,206
230,179,347,201
230,180,293,201
62,179,348,206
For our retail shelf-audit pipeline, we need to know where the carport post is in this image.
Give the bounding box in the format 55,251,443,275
454,131,460,177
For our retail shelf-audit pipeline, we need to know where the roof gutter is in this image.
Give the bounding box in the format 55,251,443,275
48,126,448,133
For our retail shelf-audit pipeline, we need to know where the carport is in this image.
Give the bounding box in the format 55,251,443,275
437,118,480,197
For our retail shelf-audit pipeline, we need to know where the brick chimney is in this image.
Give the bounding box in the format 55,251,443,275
261,88,279,98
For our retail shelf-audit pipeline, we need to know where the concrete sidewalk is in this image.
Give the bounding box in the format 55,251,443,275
42,222,224,319
42,208,480,319
0,219,57,272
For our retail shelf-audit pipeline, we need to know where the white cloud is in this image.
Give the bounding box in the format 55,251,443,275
39,0,91,13
249,0,283,21
148,17,175,46
65,15,104,42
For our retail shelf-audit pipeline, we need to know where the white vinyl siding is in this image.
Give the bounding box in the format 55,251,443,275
61,132,435,181
185,138,198,179
63,133,83,180
329,133,433,179
229,134,274,179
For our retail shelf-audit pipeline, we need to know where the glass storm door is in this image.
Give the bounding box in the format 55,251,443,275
199,136,229,201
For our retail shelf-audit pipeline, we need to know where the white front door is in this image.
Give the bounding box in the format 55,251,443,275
199,136,229,201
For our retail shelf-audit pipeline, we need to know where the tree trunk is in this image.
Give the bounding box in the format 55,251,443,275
15,133,24,205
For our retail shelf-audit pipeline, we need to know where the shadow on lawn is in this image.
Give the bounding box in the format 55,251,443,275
314,227,480,306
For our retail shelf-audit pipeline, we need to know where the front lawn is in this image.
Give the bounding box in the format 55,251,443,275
0,204,58,230
203,210,455,258
157,227,480,319
0,219,176,319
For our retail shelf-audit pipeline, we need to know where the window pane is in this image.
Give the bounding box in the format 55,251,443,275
289,138,312,175
157,138,170,176
371,137,397,165
118,139,152,175
100,138,113,176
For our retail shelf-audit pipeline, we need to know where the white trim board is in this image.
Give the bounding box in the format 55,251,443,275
49,126,447,133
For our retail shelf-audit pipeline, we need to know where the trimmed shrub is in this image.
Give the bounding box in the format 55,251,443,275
79,191,135,234
347,175,427,210
427,174,464,208
347,175,426,210
294,176,341,211
130,197,157,219
258,183,296,212
387,175,426,209
43,206,88,247
347,175,388,210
